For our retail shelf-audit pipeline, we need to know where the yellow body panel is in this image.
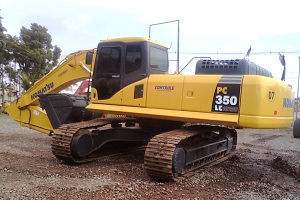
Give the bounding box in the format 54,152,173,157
181,76,221,113
88,74,294,129
121,79,148,107
239,76,294,128
146,75,185,110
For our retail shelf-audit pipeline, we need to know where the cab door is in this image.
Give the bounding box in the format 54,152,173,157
93,46,122,100
123,44,147,88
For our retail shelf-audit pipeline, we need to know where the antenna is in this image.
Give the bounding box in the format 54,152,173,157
169,42,172,50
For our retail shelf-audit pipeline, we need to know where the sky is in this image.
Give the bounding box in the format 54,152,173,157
1,0,300,93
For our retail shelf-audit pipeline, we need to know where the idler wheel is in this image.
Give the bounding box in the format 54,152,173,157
172,147,186,176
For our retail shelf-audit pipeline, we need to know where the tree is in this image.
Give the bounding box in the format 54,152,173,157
0,13,11,64
14,23,61,90
0,14,7,62
0,14,9,107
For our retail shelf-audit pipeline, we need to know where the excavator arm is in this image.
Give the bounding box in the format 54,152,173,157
5,49,95,135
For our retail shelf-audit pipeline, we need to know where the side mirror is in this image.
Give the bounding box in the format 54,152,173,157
86,51,94,65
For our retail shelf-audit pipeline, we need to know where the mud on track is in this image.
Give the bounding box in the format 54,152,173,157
0,114,299,199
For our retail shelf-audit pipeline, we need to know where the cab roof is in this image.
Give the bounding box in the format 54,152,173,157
100,37,166,47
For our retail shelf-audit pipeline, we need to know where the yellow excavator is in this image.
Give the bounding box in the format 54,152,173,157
6,36,295,181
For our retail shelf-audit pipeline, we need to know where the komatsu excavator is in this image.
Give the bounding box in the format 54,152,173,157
6,37,295,181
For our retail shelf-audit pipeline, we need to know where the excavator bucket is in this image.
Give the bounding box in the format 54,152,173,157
39,94,93,129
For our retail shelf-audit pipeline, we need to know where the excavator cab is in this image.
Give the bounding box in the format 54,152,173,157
40,38,169,129
87,37,169,100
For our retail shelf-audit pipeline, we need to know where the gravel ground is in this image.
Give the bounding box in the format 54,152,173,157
0,113,300,199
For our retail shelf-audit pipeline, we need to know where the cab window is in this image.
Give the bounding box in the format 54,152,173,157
150,47,168,72
97,47,121,74
125,45,142,74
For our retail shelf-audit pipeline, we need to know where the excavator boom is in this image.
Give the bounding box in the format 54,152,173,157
5,49,95,134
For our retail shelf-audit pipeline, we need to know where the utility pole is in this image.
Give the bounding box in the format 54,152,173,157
0,65,4,108
0,40,5,108
296,56,300,119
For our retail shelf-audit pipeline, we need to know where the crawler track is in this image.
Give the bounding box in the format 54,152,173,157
51,118,132,163
53,119,236,181
144,125,237,181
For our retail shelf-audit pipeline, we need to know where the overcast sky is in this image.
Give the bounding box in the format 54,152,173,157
1,0,300,92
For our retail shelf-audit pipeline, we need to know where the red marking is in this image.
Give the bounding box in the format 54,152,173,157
274,110,277,115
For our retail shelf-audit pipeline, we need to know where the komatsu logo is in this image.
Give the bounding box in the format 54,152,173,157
283,98,293,108
155,86,174,91
31,82,54,100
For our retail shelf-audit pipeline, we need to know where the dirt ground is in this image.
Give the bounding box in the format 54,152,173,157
0,113,300,200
